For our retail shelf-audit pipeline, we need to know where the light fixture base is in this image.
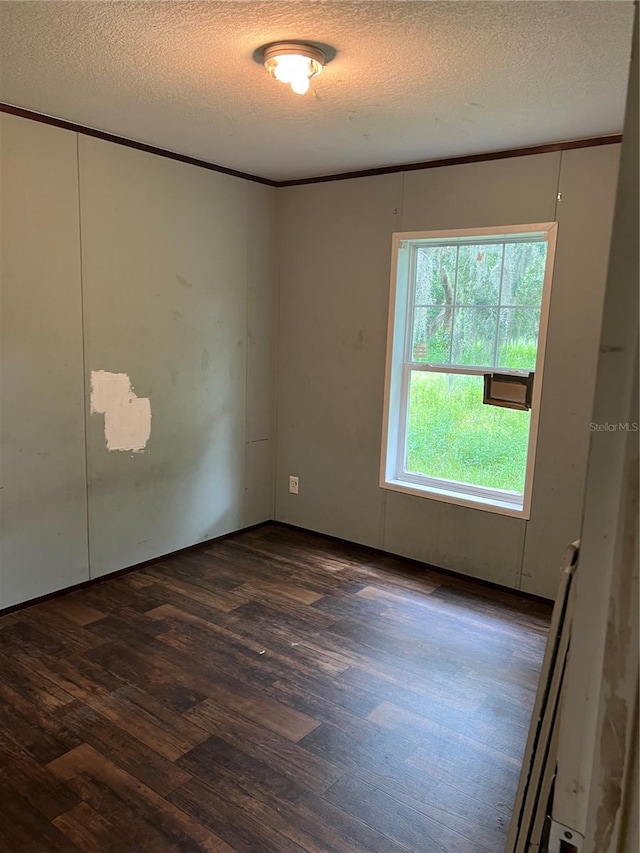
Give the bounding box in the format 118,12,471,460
262,42,326,68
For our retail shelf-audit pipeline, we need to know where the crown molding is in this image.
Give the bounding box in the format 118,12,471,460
1,102,622,189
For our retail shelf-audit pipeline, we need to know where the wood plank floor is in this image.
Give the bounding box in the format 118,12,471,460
0,523,552,853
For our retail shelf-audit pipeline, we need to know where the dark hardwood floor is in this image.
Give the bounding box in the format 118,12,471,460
0,523,552,853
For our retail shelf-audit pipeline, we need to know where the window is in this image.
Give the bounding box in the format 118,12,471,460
380,223,557,518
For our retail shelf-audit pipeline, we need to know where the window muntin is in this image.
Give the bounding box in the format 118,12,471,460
381,224,557,517
408,238,547,370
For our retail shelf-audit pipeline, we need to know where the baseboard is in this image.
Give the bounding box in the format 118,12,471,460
271,520,553,606
0,520,271,617
0,516,551,618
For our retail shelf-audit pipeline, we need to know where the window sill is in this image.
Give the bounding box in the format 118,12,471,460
380,477,530,519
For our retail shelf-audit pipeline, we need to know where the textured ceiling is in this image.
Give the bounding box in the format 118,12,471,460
0,1,634,181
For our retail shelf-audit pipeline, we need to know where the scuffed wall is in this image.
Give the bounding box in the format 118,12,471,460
275,145,621,599
552,9,638,847
0,115,277,605
0,115,89,607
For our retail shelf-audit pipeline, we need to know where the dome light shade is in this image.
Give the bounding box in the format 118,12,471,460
263,43,325,95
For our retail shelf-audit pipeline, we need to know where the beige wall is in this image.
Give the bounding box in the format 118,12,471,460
276,145,621,599
0,114,277,606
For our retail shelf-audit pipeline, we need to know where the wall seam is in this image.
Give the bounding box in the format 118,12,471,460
272,189,283,521
553,151,563,221
244,184,250,515
380,170,407,550
518,150,564,591
380,491,388,552
76,133,92,580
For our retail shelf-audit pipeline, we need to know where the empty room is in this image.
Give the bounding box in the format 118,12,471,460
0,2,637,852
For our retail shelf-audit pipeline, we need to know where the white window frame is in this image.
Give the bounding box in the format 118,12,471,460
380,222,558,519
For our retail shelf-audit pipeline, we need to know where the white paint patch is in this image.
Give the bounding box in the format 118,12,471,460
90,370,151,452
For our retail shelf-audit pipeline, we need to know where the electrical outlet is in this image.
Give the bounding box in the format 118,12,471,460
289,475,299,495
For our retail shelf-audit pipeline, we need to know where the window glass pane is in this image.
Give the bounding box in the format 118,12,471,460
455,244,502,305
497,308,540,370
502,241,547,306
415,246,457,305
451,307,498,366
412,307,452,363
405,372,530,493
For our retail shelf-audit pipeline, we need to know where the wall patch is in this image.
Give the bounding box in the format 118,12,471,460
90,370,151,452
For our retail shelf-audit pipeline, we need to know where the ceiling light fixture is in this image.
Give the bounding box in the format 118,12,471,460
262,42,325,96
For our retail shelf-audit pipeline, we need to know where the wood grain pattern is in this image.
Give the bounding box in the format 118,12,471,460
0,523,551,852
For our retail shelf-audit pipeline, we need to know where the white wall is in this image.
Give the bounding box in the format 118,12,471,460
552,11,638,847
276,145,620,599
0,114,277,606
0,116,89,606
0,110,622,607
